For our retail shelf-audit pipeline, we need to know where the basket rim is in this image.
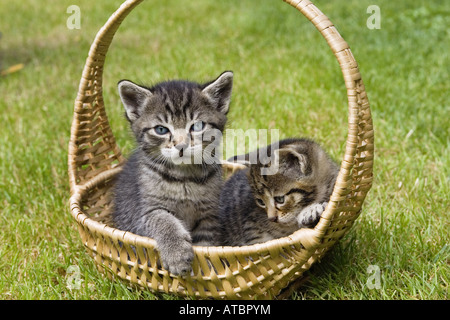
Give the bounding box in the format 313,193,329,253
70,162,322,257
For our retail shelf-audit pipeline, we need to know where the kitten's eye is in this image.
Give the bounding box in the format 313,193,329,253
154,125,169,135
274,196,285,204
190,121,205,132
255,198,265,207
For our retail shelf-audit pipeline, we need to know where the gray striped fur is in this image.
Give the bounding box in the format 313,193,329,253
113,72,233,275
219,138,339,246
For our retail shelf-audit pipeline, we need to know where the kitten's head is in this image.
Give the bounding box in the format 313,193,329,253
118,71,233,166
247,141,321,225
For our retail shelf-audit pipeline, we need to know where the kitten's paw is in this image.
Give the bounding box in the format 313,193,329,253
297,202,328,228
159,237,194,276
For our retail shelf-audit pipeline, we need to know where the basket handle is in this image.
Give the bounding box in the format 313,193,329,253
69,0,374,247
68,0,144,193
283,0,374,242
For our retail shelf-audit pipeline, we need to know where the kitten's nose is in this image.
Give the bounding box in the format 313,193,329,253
172,131,188,157
173,134,186,146
267,206,278,223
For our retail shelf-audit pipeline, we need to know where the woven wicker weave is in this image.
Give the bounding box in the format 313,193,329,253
68,0,374,299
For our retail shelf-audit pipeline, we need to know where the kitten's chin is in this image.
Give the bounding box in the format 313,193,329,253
277,213,297,225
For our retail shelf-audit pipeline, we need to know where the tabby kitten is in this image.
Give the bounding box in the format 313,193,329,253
219,138,339,246
113,71,233,275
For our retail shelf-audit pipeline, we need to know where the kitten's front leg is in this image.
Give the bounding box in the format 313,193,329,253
142,209,194,276
297,202,328,228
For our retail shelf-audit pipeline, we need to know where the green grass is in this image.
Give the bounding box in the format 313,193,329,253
0,0,448,299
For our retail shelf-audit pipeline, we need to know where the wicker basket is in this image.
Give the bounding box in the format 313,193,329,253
68,0,374,299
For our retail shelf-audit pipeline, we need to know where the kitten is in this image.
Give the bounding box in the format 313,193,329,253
219,138,339,246
113,71,233,275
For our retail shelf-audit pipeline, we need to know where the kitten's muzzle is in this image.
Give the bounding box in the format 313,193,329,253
174,143,188,157
172,132,189,157
267,205,279,223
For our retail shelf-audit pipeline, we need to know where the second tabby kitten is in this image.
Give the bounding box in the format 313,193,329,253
219,138,339,246
113,71,233,275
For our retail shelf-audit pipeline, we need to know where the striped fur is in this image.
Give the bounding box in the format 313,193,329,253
219,138,339,246
113,72,233,275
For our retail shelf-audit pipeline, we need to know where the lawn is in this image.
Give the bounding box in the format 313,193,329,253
0,0,448,299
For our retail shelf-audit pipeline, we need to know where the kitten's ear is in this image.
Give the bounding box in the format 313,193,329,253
118,80,153,122
274,148,311,177
202,71,233,114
